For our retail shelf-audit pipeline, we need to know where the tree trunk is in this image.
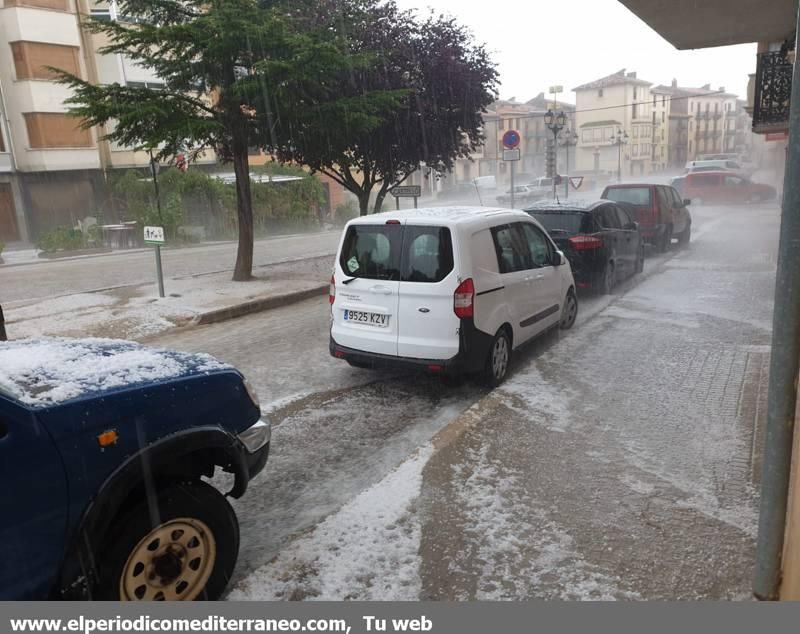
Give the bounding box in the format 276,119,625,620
373,183,391,213
232,139,254,281
357,191,371,216
0,304,6,341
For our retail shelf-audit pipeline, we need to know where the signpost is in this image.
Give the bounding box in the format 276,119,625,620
569,176,584,190
502,130,521,208
144,226,166,298
391,184,422,210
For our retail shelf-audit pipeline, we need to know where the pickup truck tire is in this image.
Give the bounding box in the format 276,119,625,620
96,481,239,601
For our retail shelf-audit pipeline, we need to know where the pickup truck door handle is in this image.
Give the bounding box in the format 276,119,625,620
369,285,392,295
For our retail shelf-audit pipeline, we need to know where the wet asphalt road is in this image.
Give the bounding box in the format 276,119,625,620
151,212,699,585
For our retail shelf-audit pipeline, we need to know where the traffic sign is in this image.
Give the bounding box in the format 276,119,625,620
569,176,584,190
391,185,422,198
548,85,564,94
502,148,520,161
144,225,165,245
502,129,521,149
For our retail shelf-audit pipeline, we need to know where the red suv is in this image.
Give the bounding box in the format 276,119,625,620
601,183,692,252
683,171,776,204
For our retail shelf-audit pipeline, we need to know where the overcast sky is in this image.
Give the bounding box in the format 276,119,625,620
395,0,756,103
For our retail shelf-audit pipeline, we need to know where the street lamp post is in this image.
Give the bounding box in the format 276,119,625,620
610,129,629,182
560,128,578,199
544,109,567,200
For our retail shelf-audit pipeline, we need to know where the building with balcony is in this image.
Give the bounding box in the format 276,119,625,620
617,0,800,601
0,0,219,244
572,69,654,176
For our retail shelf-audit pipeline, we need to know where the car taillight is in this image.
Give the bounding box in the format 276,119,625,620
568,235,603,250
454,278,475,319
329,275,335,305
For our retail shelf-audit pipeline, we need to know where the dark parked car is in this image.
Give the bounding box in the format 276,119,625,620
525,200,643,294
600,183,692,252
0,338,270,601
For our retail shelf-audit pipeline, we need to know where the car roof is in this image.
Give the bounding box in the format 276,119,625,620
0,337,233,409
524,199,606,213
346,206,534,227
686,170,731,176
604,183,663,188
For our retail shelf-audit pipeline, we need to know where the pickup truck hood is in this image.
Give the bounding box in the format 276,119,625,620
0,337,231,409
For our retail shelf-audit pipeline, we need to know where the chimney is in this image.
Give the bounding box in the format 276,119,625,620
671,78,677,88
719,86,725,92
628,71,637,79
702,83,710,90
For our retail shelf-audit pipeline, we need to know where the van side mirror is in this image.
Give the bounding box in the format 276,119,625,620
683,198,691,206
555,251,567,266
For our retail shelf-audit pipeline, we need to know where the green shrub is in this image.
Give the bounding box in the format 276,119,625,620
334,200,359,225
37,227,86,253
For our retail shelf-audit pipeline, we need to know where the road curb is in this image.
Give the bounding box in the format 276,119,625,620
195,284,329,325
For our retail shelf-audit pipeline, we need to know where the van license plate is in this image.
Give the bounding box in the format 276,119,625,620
343,310,389,327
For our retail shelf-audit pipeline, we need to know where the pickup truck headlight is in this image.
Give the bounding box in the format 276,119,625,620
238,419,271,453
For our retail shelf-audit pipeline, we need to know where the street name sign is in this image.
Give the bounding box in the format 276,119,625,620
144,225,165,245
391,185,422,198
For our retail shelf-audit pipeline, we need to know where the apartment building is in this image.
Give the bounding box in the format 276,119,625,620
0,0,218,243
572,69,654,176
681,84,738,159
450,96,576,190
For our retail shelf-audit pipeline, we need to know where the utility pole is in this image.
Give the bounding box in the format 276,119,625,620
560,128,578,199
0,304,6,341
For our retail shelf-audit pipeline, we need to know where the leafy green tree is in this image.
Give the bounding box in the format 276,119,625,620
268,0,498,215
56,0,401,279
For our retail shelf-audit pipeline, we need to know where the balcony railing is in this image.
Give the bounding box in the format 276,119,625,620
753,49,793,133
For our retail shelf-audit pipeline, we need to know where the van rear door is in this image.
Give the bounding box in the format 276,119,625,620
331,222,403,356
396,225,461,360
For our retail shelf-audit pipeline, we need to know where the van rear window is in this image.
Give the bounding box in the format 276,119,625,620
604,187,651,206
339,224,402,280
339,224,454,283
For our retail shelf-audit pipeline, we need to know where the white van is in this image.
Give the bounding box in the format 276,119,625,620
684,159,743,173
329,207,577,385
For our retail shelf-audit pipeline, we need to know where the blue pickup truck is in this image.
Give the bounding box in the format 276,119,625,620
0,338,270,601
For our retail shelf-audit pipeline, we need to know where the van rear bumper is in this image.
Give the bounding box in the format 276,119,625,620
330,319,493,375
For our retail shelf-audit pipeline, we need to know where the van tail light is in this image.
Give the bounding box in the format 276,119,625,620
329,275,335,305
568,235,604,251
454,278,475,319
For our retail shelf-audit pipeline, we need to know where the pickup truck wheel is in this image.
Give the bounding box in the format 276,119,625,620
97,481,239,601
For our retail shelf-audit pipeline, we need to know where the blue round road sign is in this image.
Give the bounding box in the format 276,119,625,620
502,129,521,149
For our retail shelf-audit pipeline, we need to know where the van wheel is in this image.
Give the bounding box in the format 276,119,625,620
678,223,691,247
481,330,511,387
95,481,239,601
560,290,578,330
